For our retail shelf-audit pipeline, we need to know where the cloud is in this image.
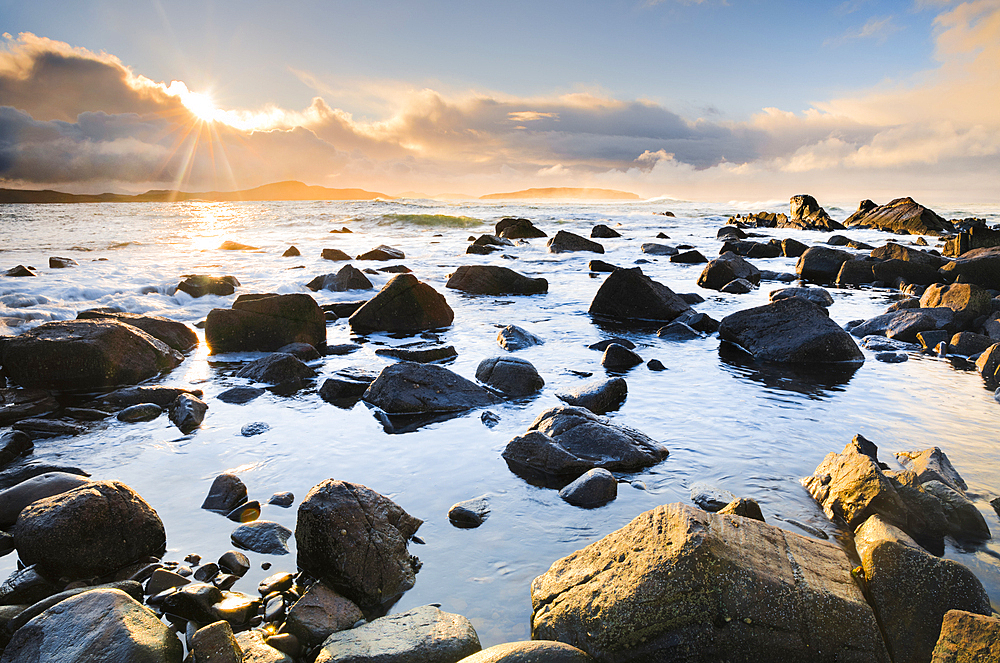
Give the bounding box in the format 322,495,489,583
825,15,903,46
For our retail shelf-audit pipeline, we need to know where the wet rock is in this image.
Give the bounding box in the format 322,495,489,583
885,308,957,343
320,248,351,261
161,582,224,622
921,481,990,541
931,610,1000,663
591,225,620,238
895,447,968,494
1,320,183,391
356,245,404,261
457,641,594,663
4,265,35,277
0,463,89,492
227,500,261,523
117,403,163,422
787,194,843,231
235,629,293,663
13,480,166,580
876,352,908,363
475,357,543,397
719,226,748,238
795,246,853,283
1,588,182,662
272,342,319,361
719,239,781,258
201,474,248,514
217,386,265,406
0,389,59,427
176,274,240,298
77,310,198,352
0,565,61,605
670,249,707,264
0,472,92,527
780,238,808,258
481,411,501,427
531,502,889,662
656,321,700,339
318,377,370,405
48,256,78,268
266,492,293,508
284,581,363,646
235,353,315,385
375,345,457,363
192,620,243,663
844,196,954,235
296,480,423,611
546,231,604,254
587,259,619,272
948,331,994,356
496,218,546,239
349,274,453,333
976,343,1000,384
872,258,944,287
718,496,765,521
558,468,617,508
62,407,108,422
100,385,202,409
0,430,32,469
363,362,497,414
448,496,491,528
719,277,754,294
231,521,292,555
640,242,677,256
836,258,879,285
379,264,412,274
446,265,547,295
315,604,481,663
920,283,992,329
219,240,259,251
306,265,373,292
719,297,864,363
241,422,270,437
502,406,668,480
169,393,208,433
768,286,834,307
588,338,635,351
11,418,84,438
282,246,300,257
871,242,946,267
647,359,666,371
601,343,642,371
555,377,627,414
689,483,736,511
589,267,691,324
206,293,326,353
496,325,543,351
697,252,761,291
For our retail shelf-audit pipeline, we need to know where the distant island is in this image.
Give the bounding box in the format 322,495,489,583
480,187,641,201
0,180,391,204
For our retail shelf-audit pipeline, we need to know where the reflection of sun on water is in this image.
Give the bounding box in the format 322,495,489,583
183,202,244,251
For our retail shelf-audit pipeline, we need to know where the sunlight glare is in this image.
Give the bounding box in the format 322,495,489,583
183,91,220,123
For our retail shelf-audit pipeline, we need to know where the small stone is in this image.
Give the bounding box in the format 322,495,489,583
481,411,501,428
448,496,490,528
718,497,765,522
146,568,190,595
227,501,261,523
876,352,909,363
267,492,294,507
720,278,755,294
231,520,292,555
690,483,736,511
258,572,294,596
601,343,642,371
647,359,666,371
266,633,300,658
219,551,251,577
217,386,265,404
559,468,618,508
202,474,248,513
194,562,220,582
241,422,270,437
116,403,164,422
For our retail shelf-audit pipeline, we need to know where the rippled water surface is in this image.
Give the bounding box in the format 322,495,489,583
0,198,997,644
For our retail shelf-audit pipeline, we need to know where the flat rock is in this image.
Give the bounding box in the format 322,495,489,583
640,242,677,256
446,265,547,295
356,245,404,261
116,403,163,422
363,362,498,414
217,386,266,404
100,385,201,408
375,345,457,363
349,274,454,333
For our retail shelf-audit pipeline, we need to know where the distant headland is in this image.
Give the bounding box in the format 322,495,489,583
479,187,641,201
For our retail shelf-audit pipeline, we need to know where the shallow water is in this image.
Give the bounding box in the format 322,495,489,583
0,198,998,644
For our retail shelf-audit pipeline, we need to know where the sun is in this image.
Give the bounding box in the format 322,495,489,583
182,91,220,123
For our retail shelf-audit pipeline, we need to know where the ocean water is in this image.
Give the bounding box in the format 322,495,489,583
0,197,998,644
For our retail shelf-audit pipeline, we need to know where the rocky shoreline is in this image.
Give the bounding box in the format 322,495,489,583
0,195,997,661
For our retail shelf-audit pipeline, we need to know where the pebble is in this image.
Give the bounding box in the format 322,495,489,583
241,422,270,437
258,572,294,596
448,496,491,528
219,550,251,577
226,501,261,523
193,563,220,582
480,411,501,428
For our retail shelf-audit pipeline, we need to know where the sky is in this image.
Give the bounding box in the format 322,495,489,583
0,0,998,203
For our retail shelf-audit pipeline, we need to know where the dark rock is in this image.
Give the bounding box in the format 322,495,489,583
13,480,166,580
201,474,248,514
282,246,300,257
844,199,878,225
481,411,501,428
11,418,84,438
697,252,761,291
555,377,626,414
457,641,594,662
769,286,834,307
558,468,617,508
323,341,363,355
719,298,864,363
591,225,620,238
944,226,1000,258
160,582,224,622
284,581,363,647
62,407,110,421
655,321,700,339
647,359,666,371
176,274,240,298
922,481,990,541
640,243,677,256
446,265,548,295
546,231,604,254
475,357,544,397
976,343,1000,384
235,353,315,385
4,265,35,277
496,218,546,239
1,320,182,391
169,393,208,433
378,264,412,274
0,463,89,491
194,562,220,582
363,362,497,414
76,310,198,352
448,496,490,528
375,345,457,363
886,308,956,343
496,325,543,351
601,344,642,371
588,338,635,351
0,430,32,469
719,278,754,294
948,331,995,356
844,197,954,235
876,352,908,363
321,248,351,261
796,246,853,283
466,243,499,255
719,240,781,258
206,293,326,353
319,378,370,405
231,521,292,555
587,260,619,272
356,245,404,261
836,258,879,285
306,265,373,292
0,565,61,605
314,604,481,663
227,500,261,523
116,403,163,422
531,502,889,662
917,329,952,352
0,472,92,527
718,497,765,522
349,274,453,333
241,422,270,437
718,226,747,239
267,492,294,508
588,267,691,324
100,385,201,408
274,342,320,361
871,242,946,267
218,550,251,577
872,259,945,287
322,301,368,320
217,386,265,404
296,480,422,611
920,283,992,329
670,249,707,264
48,256,78,268
0,388,59,427
690,483,736,511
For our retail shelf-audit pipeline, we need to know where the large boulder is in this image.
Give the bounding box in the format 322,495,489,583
0,588,182,663
589,267,691,324
475,357,544,397
871,242,946,267
349,274,454,333
530,503,889,662
719,298,864,363
306,266,373,292
496,218,546,239
206,293,326,353
920,283,993,329
895,447,968,494
0,472,92,527
931,610,1000,663
446,265,548,295
363,362,498,414
843,197,954,235
546,231,604,254
697,253,761,291
795,247,853,283
12,481,166,580
1,320,183,391
295,480,422,611
76,310,198,352
787,194,844,231
315,605,481,663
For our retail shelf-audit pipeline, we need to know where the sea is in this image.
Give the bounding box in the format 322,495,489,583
0,197,997,644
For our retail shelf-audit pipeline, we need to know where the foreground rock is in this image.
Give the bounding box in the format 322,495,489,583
1,320,183,391
446,265,548,295
349,274,454,333
588,267,690,324
844,197,954,235
931,610,1000,663
531,502,889,662
363,362,498,414
296,480,422,612
457,641,593,662
475,357,544,397
206,293,326,353
315,604,481,663
719,298,864,363
0,588,182,662
13,480,166,580
76,310,198,352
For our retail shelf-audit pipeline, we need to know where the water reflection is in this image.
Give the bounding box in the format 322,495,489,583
718,343,861,398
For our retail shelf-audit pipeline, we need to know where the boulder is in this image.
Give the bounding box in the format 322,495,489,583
843,197,954,235
921,481,990,541
496,325,543,351
276,342,321,360
948,331,994,356
502,406,668,480
176,274,240,298
201,474,248,513
0,472,92,527
719,278,754,294
363,362,498,414
768,287,833,307
931,610,1000,663
555,377,627,414
885,308,956,343
697,253,761,291
718,298,864,363
0,588,182,663
0,389,58,427
169,393,208,433
191,621,243,663
546,231,604,254
871,242,946,267
1,320,183,391
836,258,879,286
530,503,889,662
943,226,1000,258
295,480,422,611
306,266,373,292
320,248,351,261
976,343,1000,384
456,641,593,663
235,353,315,384
587,259,619,272
781,238,808,258
795,247,853,283
670,249,708,264
206,294,326,353
283,582,363,646
656,321,701,340
356,245,404,261
76,310,198,352
475,357,544,397
48,256,78,268
4,265,35,277
588,267,691,324
719,240,780,258
787,194,843,231
314,605,481,663
446,265,548,295
601,343,642,370
496,218,546,239
640,243,677,256
100,385,201,408
558,468,617,508
12,481,166,580
349,274,454,333
0,430,32,469
894,447,968,493
920,283,992,329
591,225,620,238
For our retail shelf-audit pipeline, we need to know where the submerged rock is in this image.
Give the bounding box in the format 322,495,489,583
448,496,491,528
558,468,617,508
349,274,454,334
231,520,292,555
